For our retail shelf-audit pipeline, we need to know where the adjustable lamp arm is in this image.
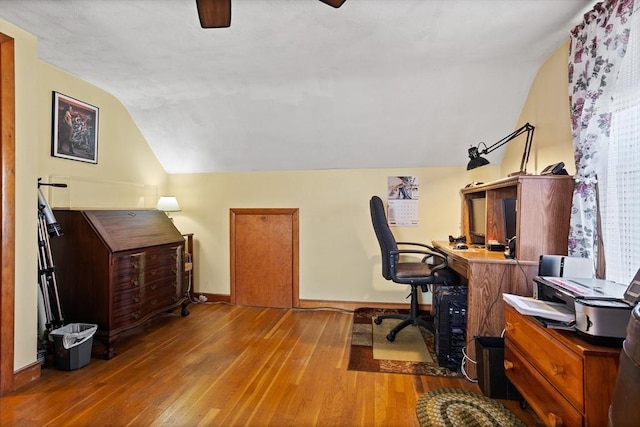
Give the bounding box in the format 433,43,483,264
467,123,535,174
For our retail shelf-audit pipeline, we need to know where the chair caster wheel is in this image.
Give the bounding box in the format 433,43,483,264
386,333,395,342
374,317,382,325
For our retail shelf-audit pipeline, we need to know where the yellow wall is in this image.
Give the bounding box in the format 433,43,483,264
37,61,169,204
168,167,489,303
3,14,574,372
502,40,575,176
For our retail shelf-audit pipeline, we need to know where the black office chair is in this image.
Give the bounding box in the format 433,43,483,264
370,195,457,341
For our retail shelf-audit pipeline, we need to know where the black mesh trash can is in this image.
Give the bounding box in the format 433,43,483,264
475,336,521,400
49,323,97,370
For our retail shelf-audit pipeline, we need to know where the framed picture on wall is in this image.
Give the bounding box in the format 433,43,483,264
51,91,99,164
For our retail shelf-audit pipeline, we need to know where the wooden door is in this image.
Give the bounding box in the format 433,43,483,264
230,208,298,308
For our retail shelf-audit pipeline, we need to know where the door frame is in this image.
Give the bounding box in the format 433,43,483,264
229,208,299,307
0,32,16,395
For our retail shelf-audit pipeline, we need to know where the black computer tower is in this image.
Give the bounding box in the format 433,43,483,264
434,286,468,371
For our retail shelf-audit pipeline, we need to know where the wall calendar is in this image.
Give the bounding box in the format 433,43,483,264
387,176,419,226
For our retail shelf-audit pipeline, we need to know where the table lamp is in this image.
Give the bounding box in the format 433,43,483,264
467,123,535,176
156,196,181,220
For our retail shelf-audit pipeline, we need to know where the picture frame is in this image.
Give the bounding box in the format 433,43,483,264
51,91,99,164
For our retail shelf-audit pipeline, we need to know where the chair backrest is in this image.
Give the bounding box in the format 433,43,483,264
370,196,398,280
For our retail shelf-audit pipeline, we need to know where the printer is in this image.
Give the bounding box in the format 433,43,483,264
534,270,640,342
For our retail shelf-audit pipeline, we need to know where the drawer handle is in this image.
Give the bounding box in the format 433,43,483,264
131,278,139,287
504,360,514,370
548,412,563,426
131,310,141,320
150,299,158,305
132,295,140,303
505,322,514,332
550,363,564,376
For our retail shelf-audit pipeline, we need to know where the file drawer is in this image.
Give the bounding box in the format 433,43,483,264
504,305,620,427
505,305,583,409
504,344,582,427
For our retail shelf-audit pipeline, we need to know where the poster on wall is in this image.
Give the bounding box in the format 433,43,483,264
387,176,419,226
51,91,99,164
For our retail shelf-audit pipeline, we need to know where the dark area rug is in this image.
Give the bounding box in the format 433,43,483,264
416,388,526,427
348,308,461,377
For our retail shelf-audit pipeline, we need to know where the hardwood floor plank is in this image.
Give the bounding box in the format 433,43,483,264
0,303,541,426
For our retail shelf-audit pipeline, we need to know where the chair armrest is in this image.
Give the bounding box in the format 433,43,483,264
396,241,438,251
390,247,448,270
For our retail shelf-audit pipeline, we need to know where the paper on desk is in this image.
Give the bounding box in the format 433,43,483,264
502,293,575,323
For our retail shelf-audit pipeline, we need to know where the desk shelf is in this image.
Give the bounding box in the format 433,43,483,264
461,175,575,261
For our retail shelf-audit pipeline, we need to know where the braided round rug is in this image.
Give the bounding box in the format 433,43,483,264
416,388,526,427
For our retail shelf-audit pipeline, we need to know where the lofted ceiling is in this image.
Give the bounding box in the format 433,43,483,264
0,0,591,173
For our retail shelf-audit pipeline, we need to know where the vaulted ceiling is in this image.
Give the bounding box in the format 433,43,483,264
1,0,591,173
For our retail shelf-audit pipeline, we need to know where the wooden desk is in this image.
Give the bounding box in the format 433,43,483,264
51,209,189,358
434,175,575,377
432,241,538,378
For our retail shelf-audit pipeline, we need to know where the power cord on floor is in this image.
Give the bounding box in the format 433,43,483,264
461,345,478,383
293,307,353,314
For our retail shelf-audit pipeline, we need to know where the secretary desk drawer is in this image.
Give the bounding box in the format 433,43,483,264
114,246,180,274
113,277,179,308
113,292,180,328
505,344,583,427
114,252,146,279
505,307,584,410
144,245,181,268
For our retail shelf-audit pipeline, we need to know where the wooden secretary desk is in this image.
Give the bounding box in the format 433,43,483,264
51,209,190,359
432,175,575,377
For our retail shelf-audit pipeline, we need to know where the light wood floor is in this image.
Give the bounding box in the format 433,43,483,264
0,303,540,426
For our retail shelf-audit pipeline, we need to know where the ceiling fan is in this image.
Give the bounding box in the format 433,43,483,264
195,0,347,28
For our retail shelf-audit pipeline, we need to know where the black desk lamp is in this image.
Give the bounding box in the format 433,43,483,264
467,122,535,176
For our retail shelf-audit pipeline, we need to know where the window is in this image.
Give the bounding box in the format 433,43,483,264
600,10,640,284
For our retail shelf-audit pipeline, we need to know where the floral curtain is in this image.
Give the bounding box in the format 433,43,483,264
567,0,634,260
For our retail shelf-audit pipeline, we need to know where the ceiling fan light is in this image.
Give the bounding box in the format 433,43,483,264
196,0,231,28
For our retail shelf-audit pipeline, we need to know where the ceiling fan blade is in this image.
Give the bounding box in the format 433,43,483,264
319,0,346,7
196,0,231,28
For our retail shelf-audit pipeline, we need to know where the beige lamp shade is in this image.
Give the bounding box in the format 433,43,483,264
156,196,181,212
